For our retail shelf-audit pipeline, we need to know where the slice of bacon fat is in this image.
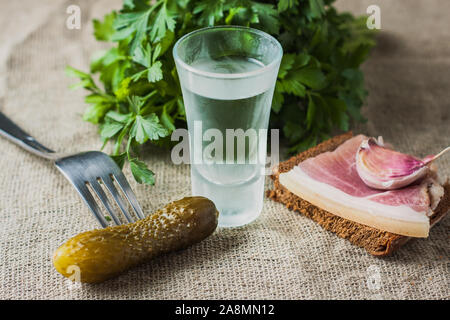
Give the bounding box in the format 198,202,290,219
279,135,444,237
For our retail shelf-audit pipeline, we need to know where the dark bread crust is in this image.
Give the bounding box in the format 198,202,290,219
267,132,450,256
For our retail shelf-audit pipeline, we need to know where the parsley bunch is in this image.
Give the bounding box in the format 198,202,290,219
67,0,376,185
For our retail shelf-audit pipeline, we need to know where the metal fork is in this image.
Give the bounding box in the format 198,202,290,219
0,112,144,227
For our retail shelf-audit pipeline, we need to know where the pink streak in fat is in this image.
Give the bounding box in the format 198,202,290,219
366,184,430,212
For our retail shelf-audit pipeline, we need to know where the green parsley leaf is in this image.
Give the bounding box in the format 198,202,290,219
100,122,124,140
128,95,145,115
82,103,110,124
296,67,327,90
131,43,163,83
281,75,306,97
131,114,168,144
110,152,127,169
251,2,279,34
193,0,225,26
308,0,325,19
113,10,151,54
161,101,176,132
130,158,155,185
93,12,116,41
147,61,163,82
271,85,284,113
278,0,298,13
105,110,132,124
278,54,296,79
149,2,176,42
132,43,151,68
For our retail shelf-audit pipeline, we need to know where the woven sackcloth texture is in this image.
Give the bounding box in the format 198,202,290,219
0,0,448,299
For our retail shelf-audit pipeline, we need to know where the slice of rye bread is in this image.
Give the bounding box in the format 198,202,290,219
267,132,450,256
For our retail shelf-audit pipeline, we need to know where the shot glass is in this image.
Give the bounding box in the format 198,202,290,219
173,26,282,227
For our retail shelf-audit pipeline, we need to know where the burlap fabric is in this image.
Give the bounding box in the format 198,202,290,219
0,0,448,300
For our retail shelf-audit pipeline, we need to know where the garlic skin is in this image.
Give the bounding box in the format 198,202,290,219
356,137,430,190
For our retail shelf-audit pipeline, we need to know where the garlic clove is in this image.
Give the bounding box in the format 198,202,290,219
356,137,430,190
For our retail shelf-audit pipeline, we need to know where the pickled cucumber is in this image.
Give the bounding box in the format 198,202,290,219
53,196,218,283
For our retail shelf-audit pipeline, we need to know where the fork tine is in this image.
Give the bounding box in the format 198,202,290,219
55,151,145,227
89,180,122,226
100,176,135,224
113,173,145,220
74,184,109,228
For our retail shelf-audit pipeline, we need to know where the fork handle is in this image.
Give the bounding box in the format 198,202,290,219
0,112,56,160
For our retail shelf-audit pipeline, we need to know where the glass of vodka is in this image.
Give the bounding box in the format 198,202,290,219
173,26,282,227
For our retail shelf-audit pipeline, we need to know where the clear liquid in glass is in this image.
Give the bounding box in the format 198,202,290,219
181,56,275,227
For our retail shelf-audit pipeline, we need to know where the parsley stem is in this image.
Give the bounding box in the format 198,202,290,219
142,90,157,101
147,0,164,16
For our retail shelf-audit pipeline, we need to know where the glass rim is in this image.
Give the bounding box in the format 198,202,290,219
172,25,283,80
